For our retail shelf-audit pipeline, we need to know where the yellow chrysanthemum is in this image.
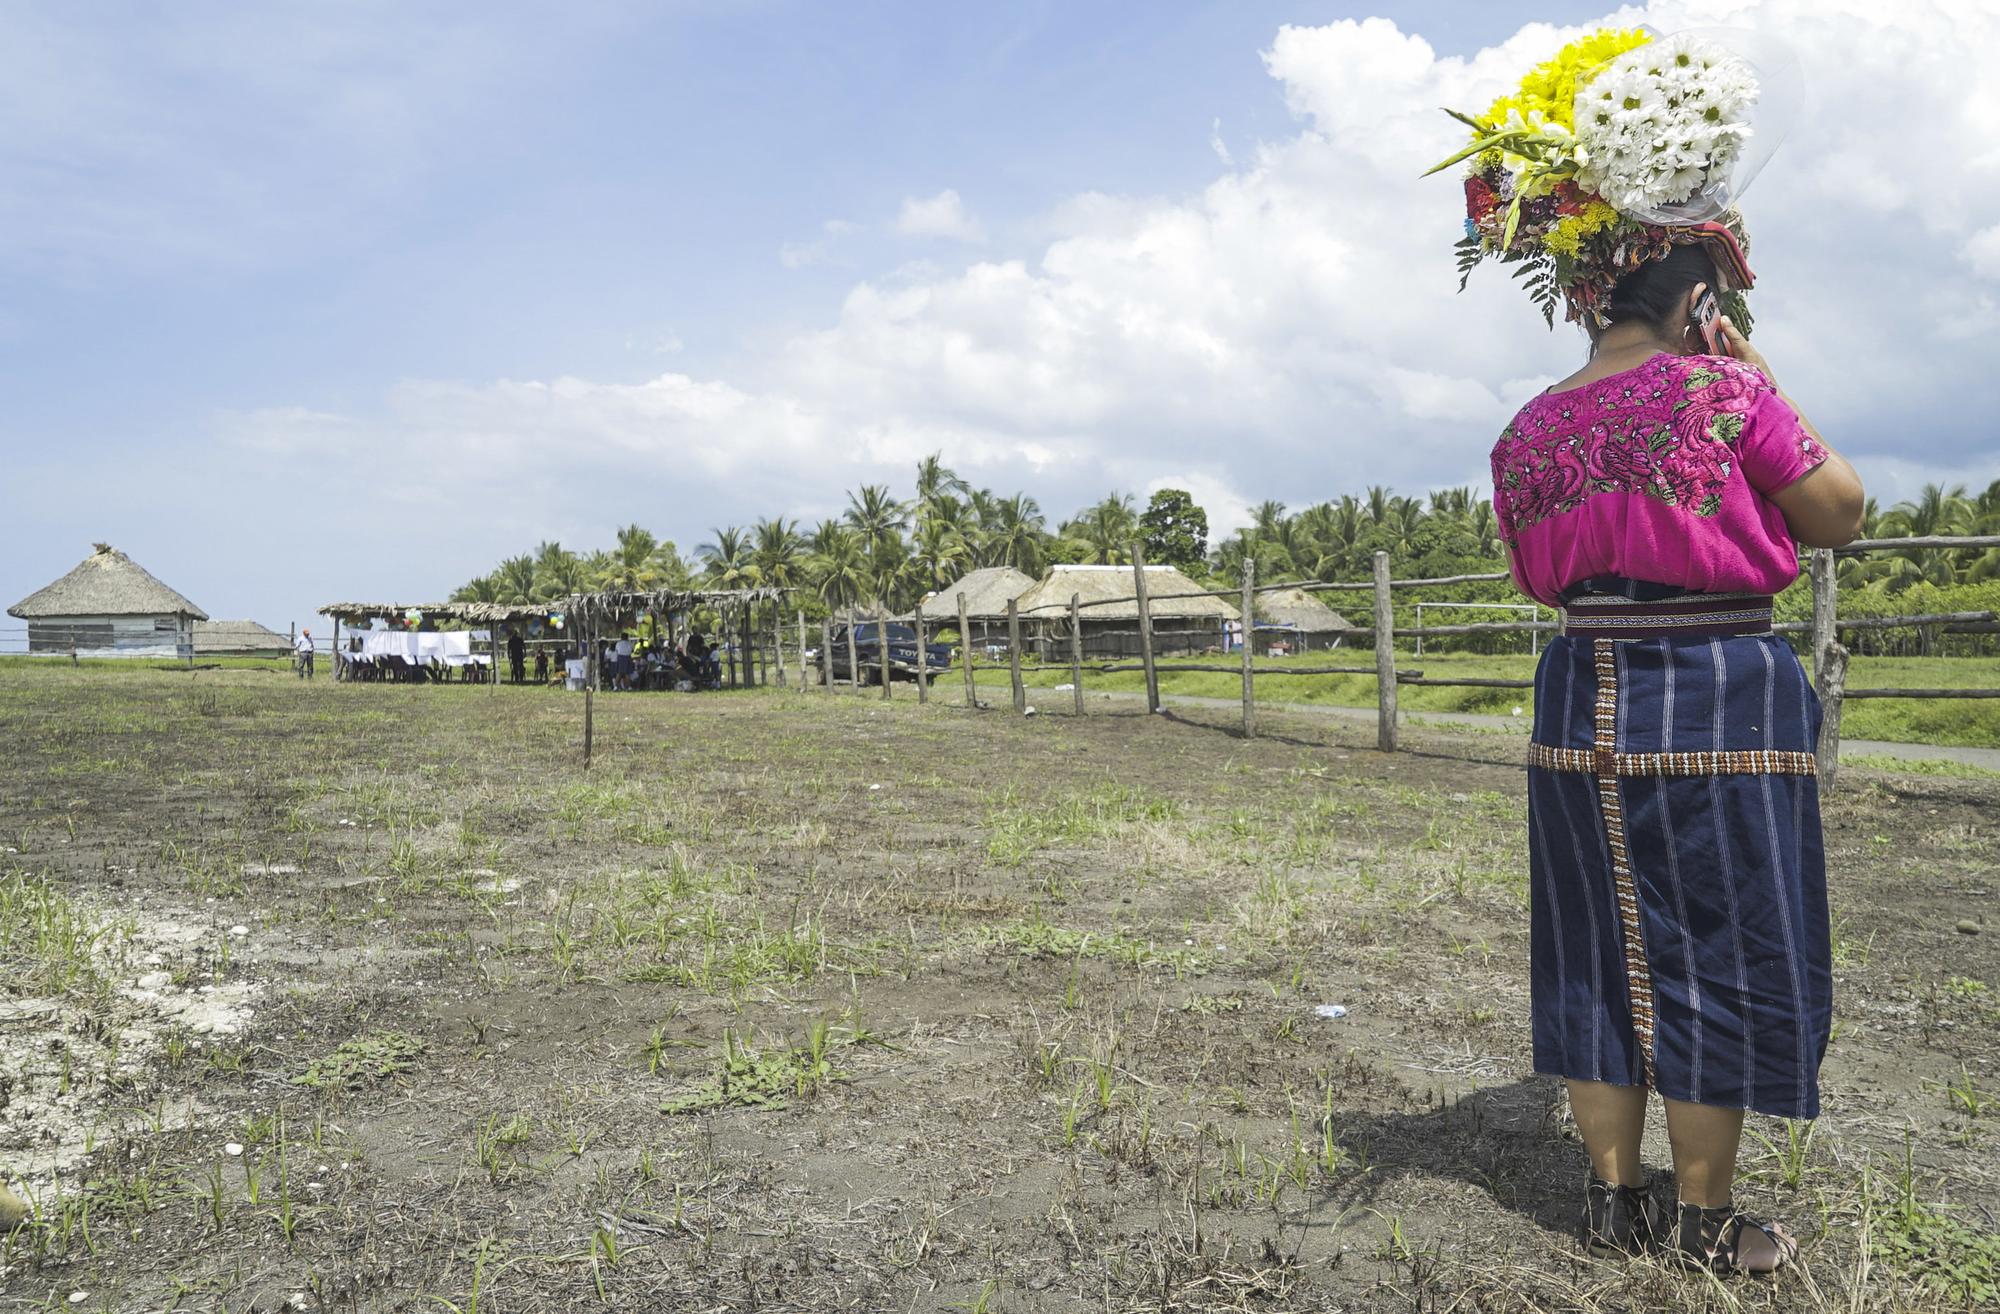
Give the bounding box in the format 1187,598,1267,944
1542,201,1622,257
1479,27,1650,133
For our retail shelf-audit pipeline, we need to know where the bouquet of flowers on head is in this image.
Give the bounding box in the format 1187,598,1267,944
1427,27,1770,331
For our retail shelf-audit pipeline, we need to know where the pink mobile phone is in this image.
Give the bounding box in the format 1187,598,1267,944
1694,289,1726,356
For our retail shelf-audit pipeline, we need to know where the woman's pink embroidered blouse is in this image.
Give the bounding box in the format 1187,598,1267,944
1490,353,1826,609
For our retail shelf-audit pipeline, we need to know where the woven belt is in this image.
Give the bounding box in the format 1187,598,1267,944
1559,591,1773,640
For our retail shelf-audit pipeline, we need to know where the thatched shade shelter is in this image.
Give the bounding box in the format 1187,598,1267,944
195,620,293,657
1015,564,1238,659
1250,586,1355,653
8,544,207,658
919,566,1035,641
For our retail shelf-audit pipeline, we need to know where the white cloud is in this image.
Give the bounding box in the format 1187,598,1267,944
1208,117,1233,167
1967,225,2000,280
182,1,2000,596
894,188,985,242
779,219,860,269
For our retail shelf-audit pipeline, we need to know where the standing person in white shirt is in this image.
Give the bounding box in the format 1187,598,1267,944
294,628,315,681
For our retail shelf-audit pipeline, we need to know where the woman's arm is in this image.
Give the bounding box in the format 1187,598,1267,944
1721,319,1867,549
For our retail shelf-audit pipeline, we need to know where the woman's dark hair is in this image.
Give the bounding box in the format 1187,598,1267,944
1601,243,1718,337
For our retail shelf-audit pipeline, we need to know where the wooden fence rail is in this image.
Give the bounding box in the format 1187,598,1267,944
957,536,1996,790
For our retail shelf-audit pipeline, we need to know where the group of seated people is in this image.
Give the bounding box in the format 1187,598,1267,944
504,630,723,691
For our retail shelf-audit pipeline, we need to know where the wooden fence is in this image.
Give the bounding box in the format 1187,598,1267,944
796,537,1999,791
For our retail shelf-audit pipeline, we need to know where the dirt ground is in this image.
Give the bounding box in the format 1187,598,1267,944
1,667,1995,1313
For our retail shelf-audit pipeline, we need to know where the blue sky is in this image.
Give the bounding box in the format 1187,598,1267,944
3,1,1995,632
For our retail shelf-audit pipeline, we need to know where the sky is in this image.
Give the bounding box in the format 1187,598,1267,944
2,0,1997,634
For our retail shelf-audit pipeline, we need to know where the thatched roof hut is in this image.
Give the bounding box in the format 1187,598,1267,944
195,620,293,656
924,566,1035,621
1015,564,1238,621
1014,564,1237,659
9,543,206,621
8,544,206,658
1257,587,1353,635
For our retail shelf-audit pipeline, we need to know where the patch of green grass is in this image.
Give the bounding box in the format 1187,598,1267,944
966,910,1210,977
662,1024,845,1114
985,783,1182,866
975,651,2000,748
1844,754,2000,780
0,867,128,999
1869,1142,2000,1307
293,1031,427,1089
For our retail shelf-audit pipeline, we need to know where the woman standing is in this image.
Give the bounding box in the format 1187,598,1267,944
1438,31,1866,1272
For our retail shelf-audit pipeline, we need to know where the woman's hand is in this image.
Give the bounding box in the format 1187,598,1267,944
1718,318,1775,387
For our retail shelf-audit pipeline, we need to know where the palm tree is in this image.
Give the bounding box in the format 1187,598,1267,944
812,527,868,615
989,493,1047,574
914,452,969,512
1065,494,1137,565
649,541,694,589
750,517,806,590
596,524,660,592
496,554,538,603
910,515,971,591
844,485,908,558
452,573,501,603
532,541,586,601
699,526,754,588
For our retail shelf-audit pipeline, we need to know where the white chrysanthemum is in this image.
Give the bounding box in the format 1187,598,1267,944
1574,33,1760,219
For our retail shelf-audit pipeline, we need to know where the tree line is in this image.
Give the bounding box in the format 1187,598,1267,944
452,457,1999,650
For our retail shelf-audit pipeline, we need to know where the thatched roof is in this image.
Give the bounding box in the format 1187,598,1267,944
8,544,207,620
318,601,554,625
195,620,292,654
1016,565,1239,621
1256,586,1354,633
923,566,1035,621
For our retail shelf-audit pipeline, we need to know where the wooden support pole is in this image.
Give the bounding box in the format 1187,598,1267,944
914,601,929,704
1132,545,1159,713
774,599,787,690
845,616,860,694
1817,643,1849,792
1373,550,1398,752
878,607,892,699
958,593,976,709
332,616,341,682
1810,548,1837,683
584,621,596,769
798,609,809,694
725,607,739,688
1240,557,1256,739
1007,597,1025,713
1069,593,1084,717
821,618,835,691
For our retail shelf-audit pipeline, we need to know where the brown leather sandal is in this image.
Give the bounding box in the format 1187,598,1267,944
1584,1175,1663,1256
1675,1201,1799,1274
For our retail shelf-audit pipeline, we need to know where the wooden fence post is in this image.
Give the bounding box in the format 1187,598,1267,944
821,618,835,691
773,601,787,690
1069,593,1084,717
1240,557,1256,739
798,609,809,694
956,593,977,709
584,621,596,769
878,607,892,699
1373,550,1398,752
1817,643,1849,792
846,618,860,694
1132,544,1160,713
332,616,342,682
1810,549,1837,682
1007,597,1025,713
915,601,928,704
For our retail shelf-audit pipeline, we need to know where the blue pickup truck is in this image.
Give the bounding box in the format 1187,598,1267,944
821,622,956,684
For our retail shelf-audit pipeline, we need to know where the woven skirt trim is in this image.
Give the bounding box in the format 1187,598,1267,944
1591,640,1659,1087
1528,745,1817,777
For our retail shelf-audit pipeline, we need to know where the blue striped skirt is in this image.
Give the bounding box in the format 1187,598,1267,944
1527,583,1832,1119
